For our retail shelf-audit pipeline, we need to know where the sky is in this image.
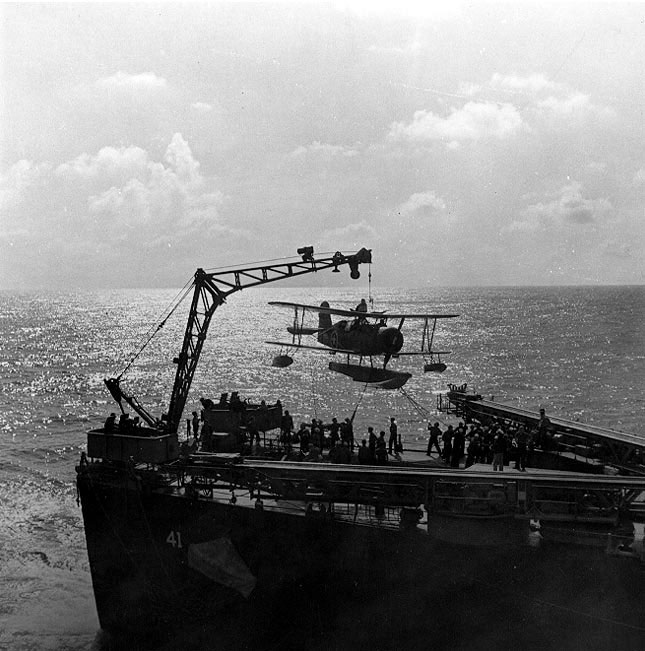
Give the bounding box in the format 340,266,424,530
1,1,644,289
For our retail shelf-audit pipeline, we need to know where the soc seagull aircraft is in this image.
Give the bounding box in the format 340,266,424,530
266,301,459,389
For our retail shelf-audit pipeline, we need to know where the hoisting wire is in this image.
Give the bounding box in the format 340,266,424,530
367,263,374,310
310,358,319,420
397,386,455,429
349,383,370,423
117,279,194,380
396,386,436,425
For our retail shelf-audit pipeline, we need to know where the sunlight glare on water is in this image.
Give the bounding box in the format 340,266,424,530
0,284,643,649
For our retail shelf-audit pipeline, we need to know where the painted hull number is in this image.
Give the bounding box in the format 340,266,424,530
166,530,183,548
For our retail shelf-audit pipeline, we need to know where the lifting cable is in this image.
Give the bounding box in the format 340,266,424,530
349,383,370,423
117,279,194,380
310,360,319,420
398,386,431,421
396,386,458,429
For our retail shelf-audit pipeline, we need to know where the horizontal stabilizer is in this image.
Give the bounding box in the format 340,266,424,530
287,326,321,336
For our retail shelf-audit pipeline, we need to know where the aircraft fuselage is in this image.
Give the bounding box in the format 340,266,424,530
317,320,404,357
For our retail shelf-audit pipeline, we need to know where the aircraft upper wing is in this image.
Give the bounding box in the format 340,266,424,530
268,301,459,320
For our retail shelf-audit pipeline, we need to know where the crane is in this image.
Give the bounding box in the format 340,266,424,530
104,247,372,435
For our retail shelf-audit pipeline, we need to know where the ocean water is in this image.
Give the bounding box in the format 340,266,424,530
0,285,643,650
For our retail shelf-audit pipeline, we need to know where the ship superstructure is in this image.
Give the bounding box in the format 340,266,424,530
76,248,645,649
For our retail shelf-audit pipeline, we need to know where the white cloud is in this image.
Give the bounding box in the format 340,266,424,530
388,102,524,146
535,92,615,123
164,133,202,185
488,73,563,95
338,0,463,21
191,102,213,113
95,71,167,90
512,182,613,230
367,38,424,55
320,220,378,250
398,191,446,216
290,141,359,158
0,160,52,210
633,169,645,185
0,134,238,286
55,146,149,182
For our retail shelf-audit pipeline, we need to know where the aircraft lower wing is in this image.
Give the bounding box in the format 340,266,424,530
265,340,356,355
392,350,452,356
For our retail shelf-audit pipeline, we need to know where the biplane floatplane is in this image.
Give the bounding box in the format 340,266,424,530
266,301,459,389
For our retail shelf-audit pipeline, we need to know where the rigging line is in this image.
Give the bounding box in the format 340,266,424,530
552,31,587,80
118,281,194,379
311,359,319,420
392,80,520,110
350,383,370,423
127,277,194,353
112,277,193,378
398,386,431,420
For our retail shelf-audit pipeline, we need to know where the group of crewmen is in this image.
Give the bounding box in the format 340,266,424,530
277,411,402,465
427,408,553,471
277,407,553,471
103,412,142,433
105,391,554,474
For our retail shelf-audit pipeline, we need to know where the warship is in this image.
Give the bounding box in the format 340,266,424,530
76,248,645,650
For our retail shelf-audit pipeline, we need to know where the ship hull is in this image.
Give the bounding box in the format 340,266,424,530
77,468,645,650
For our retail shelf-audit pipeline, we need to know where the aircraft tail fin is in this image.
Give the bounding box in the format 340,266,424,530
318,301,332,343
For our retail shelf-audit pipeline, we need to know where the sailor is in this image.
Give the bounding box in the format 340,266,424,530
353,298,368,327
358,439,371,465
375,432,388,465
465,435,480,468
451,425,465,468
311,419,323,449
367,426,377,461
118,413,131,432
328,417,340,447
230,392,244,411
441,425,453,462
191,411,200,437
337,440,352,464
426,422,442,457
388,417,398,455
298,424,310,453
200,397,215,410
514,425,529,471
537,408,552,449
341,418,354,450
306,441,322,462
281,410,294,446
247,417,260,447
104,413,116,433
492,429,507,471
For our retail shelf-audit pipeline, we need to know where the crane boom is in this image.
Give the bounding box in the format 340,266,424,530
163,248,372,433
